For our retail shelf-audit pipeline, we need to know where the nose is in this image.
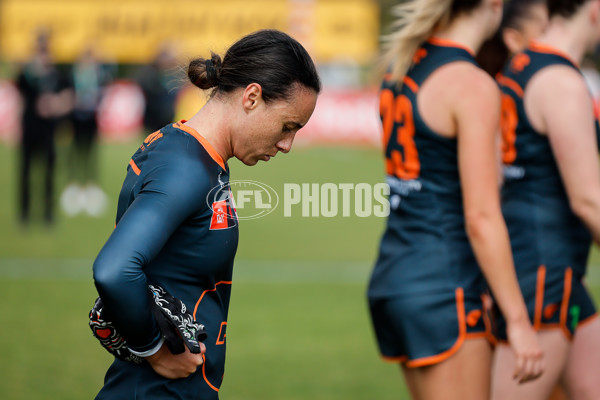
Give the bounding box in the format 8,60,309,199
276,134,295,154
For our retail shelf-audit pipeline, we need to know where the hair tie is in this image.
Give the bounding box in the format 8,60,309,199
205,59,217,85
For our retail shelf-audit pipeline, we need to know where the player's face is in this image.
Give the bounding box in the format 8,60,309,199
234,84,317,166
520,4,549,44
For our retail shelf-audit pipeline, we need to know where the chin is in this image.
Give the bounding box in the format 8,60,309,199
241,158,259,166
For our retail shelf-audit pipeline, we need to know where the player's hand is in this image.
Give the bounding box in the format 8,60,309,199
506,319,544,384
146,341,206,379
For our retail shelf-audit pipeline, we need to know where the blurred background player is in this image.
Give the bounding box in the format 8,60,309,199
92,30,320,399
492,0,600,399
477,0,549,77
16,29,72,226
60,46,111,218
367,1,543,399
136,45,179,134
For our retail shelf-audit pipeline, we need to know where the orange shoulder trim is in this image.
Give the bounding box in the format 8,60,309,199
129,159,141,175
497,75,524,98
173,120,226,170
427,37,475,56
529,41,579,68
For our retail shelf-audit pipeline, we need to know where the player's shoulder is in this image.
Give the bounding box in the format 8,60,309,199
526,64,590,111
434,63,498,103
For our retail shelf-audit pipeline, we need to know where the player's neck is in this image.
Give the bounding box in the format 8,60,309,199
433,17,488,55
539,20,592,65
185,99,233,163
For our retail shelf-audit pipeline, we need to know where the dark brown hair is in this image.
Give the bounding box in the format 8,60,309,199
477,0,546,77
187,29,321,102
547,0,589,18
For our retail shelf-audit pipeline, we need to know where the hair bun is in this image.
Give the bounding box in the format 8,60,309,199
187,53,222,90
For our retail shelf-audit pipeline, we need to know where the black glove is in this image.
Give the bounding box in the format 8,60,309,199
89,297,143,364
89,284,207,362
148,284,207,354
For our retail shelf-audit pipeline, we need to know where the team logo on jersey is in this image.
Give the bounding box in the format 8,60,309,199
207,180,238,230
510,53,530,73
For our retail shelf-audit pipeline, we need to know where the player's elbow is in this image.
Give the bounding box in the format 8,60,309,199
93,252,124,294
570,194,600,225
464,208,497,241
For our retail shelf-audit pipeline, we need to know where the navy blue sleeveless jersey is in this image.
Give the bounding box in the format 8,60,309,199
93,121,239,399
368,38,484,298
498,42,598,277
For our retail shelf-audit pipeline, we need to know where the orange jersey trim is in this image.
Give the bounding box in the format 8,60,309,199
193,280,233,319
529,41,579,68
129,159,141,175
427,37,475,56
402,76,419,93
173,120,226,170
560,267,573,340
201,354,219,392
194,281,233,392
533,265,546,329
497,75,524,98
405,288,466,368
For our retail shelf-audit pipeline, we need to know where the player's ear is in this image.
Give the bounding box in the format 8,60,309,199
242,83,263,112
502,28,526,54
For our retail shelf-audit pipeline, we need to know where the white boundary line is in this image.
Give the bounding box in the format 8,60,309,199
1,259,600,287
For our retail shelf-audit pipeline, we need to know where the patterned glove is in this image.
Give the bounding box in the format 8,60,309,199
148,284,207,354
89,297,143,364
89,284,207,362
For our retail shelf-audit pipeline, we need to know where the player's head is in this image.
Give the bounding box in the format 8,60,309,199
502,0,548,53
187,29,321,102
380,0,503,83
187,30,320,166
547,0,592,18
477,0,548,76
547,0,600,48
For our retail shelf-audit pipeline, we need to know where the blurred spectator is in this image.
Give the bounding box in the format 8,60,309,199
137,46,179,133
60,46,111,218
16,29,72,226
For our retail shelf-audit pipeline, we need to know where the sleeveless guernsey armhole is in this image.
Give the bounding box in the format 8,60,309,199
172,120,227,170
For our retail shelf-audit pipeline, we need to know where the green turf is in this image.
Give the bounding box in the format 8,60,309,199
1,140,599,399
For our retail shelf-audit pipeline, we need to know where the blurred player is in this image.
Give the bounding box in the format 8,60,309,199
478,0,549,77
367,1,543,398
92,30,320,399
16,29,72,225
492,0,600,399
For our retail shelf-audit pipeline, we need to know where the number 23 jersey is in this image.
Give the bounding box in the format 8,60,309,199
369,38,483,298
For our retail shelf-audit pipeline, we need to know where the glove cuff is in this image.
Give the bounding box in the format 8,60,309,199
129,337,164,358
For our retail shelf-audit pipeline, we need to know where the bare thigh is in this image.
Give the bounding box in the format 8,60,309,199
560,317,600,400
401,338,492,400
491,330,569,400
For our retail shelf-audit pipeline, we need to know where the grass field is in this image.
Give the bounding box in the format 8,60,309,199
1,139,599,400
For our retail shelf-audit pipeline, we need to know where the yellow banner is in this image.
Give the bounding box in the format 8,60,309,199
0,0,379,64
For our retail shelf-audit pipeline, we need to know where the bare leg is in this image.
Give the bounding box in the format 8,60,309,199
561,317,600,400
401,338,492,400
491,330,569,400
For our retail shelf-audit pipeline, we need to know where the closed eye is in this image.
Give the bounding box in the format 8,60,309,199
283,121,304,134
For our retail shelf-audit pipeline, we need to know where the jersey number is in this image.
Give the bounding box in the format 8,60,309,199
500,94,518,164
380,89,420,179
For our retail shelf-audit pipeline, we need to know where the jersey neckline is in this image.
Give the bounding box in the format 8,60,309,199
173,120,227,170
427,37,475,57
528,40,579,68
